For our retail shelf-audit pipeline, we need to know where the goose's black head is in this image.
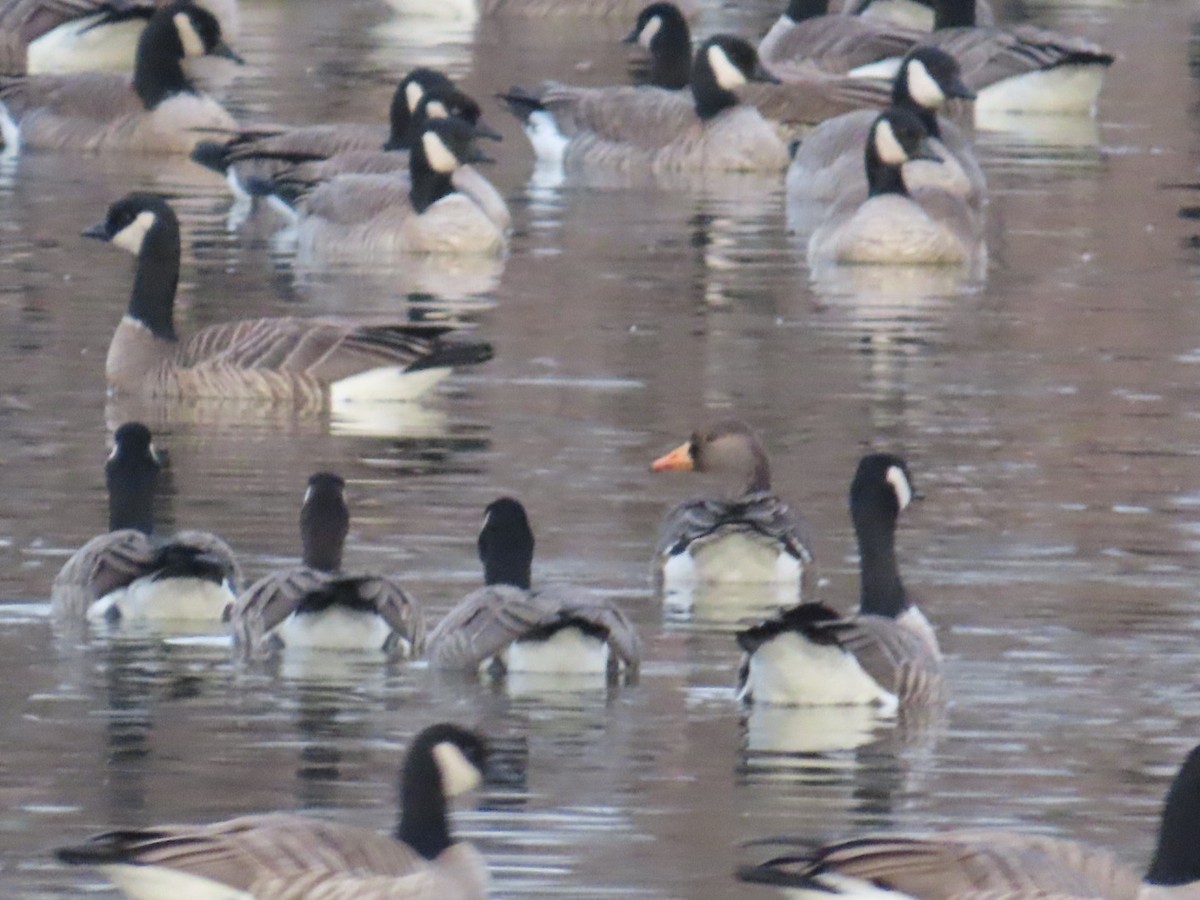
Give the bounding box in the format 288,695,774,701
851,453,916,527
106,422,163,535
894,46,974,135
864,107,942,197
409,116,493,213
783,0,830,23
386,68,499,150
300,472,349,572
691,35,778,120
396,723,488,860
134,2,242,108
477,497,534,590
625,2,692,90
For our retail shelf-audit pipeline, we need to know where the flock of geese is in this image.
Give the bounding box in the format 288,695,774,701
0,0,1192,896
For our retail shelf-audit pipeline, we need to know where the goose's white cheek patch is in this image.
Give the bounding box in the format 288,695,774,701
111,211,158,256
707,45,747,90
405,82,425,113
638,16,662,48
173,13,206,58
886,465,913,510
433,741,482,797
906,59,946,108
422,131,460,174
873,119,908,166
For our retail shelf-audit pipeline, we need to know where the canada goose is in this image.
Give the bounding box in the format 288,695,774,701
787,46,985,207
738,741,1200,897
228,472,426,657
57,721,491,900
757,0,921,80
83,192,494,402
51,422,241,623
735,453,941,708
0,2,242,155
385,0,696,20
427,497,641,678
625,1,894,133
501,35,790,174
251,116,510,259
649,419,817,597
807,107,985,266
191,68,499,200
0,0,239,74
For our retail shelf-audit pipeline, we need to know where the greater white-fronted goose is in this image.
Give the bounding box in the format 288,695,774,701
0,2,242,154
83,192,493,402
738,741,1200,897
500,35,789,174
0,0,239,74
252,116,510,259
56,722,491,900
788,46,984,208
427,497,641,678
650,419,817,597
228,472,426,657
736,453,941,709
51,422,241,623
807,107,985,266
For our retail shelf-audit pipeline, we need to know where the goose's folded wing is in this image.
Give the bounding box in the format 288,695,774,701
225,123,388,164
345,573,428,653
764,19,920,76
58,814,431,891
540,83,695,147
296,173,413,225
741,76,891,129
427,584,553,669
229,566,328,643
544,586,642,666
52,530,156,612
0,72,138,118
822,613,942,703
0,0,137,43
177,317,471,382
170,529,243,587
931,26,1113,90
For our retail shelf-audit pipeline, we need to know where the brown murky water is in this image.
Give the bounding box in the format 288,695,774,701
1,0,1199,896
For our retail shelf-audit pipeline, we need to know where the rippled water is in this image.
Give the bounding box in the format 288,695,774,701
2,0,1200,896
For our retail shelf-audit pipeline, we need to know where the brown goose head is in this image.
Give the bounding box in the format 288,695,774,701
651,418,772,496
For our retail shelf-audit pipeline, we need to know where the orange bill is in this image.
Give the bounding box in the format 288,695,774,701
651,441,694,472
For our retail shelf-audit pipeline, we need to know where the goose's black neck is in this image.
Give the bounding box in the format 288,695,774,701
865,140,910,198
893,80,942,139
384,86,413,151
409,142,456,214
785,0,829,21
479,500,534,590
1146,746,1200,885
394,743,453,860
932,0,975,29
133,14,195,109
301,489,348,573
129,221,180,342
651,22,693,90
691,51,740,120
853,491,906,618
106,453,159,535
745,451,772,495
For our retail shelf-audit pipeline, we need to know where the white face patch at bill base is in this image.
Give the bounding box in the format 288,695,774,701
111,211,158,256
906,58,946,109
886,465,913,510
433,741,482,797
173,12,207,58
873,119,908,166
707,44,747,90
422,131,461,174
638,15,662,48
405,81,425,113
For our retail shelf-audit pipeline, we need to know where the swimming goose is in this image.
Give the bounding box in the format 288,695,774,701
57,721,490,900
649,419,817,597
788,46,985,207
757,0,921,80
386,0,696,20
51,421,241,623
0,2,242,155
84,192,494,402
253,116,510,259
427,497,641,678
735,453,941,708
807,107,984,266
0,0,239,74
228,472,427,657
738,741,1200,897
501,35,789,174
625,1,894,134
191,69,498,200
